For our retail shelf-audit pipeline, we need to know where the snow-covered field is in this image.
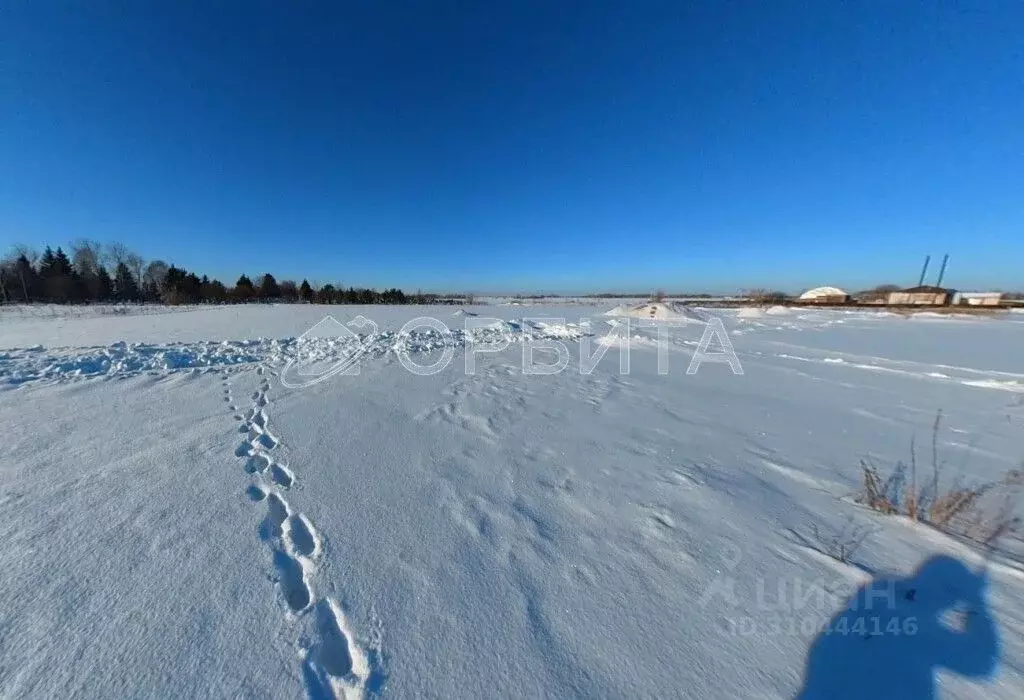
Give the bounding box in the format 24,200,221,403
1,303,1023,698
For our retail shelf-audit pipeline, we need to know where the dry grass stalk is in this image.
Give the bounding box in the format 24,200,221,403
859,458,897,514
857,412,1022,548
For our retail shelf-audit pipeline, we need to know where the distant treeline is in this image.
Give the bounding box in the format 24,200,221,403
0,241,458,306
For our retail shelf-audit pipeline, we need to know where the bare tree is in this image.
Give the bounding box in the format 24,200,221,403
5,245,39,302
745,288,788,304
125,253,145,284
70,239,104,276
143,259,170,289
10,244,39,266
279,279,298,301
104,242,132,270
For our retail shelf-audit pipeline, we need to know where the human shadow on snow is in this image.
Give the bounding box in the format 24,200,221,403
796,554,999,699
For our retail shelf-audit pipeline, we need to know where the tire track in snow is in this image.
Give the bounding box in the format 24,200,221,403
231,365,376,698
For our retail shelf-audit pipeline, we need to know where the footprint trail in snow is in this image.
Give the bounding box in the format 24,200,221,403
231,365,374,698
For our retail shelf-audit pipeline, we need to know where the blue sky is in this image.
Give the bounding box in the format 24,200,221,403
2,2,1021,294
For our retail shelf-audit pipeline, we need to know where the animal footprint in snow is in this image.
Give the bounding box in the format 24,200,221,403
246,485,267,502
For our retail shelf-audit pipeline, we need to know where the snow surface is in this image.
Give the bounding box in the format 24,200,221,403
1,303,1023,698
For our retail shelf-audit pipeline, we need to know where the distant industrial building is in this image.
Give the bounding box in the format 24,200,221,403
953,292,1003,306
889,254,955,305
797,286,850,304
887,286,955,306
852,289,891,305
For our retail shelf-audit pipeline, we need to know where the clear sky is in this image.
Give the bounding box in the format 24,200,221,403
2,2,1021,294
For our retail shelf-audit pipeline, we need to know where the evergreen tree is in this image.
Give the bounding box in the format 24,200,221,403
234,274,255,301
53,247,74,277
95,266,115,302
317,284,336,304
258,273,281,300
161,265,183,303
203,278,228,303
113,262,140,301
37,247,56,278
381,287,406,304
183,272,202,303
39,247,79,302
4,239,423,306
259,273,281,300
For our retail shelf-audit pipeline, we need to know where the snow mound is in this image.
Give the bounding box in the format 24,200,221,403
737,305,790,319
604,301,701,322
525,320,579,338
603,304,635,317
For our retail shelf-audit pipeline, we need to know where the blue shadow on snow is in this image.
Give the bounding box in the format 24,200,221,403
797,554,999,699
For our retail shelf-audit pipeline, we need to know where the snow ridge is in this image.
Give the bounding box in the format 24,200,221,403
0,321,586,386
231,366,372,699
